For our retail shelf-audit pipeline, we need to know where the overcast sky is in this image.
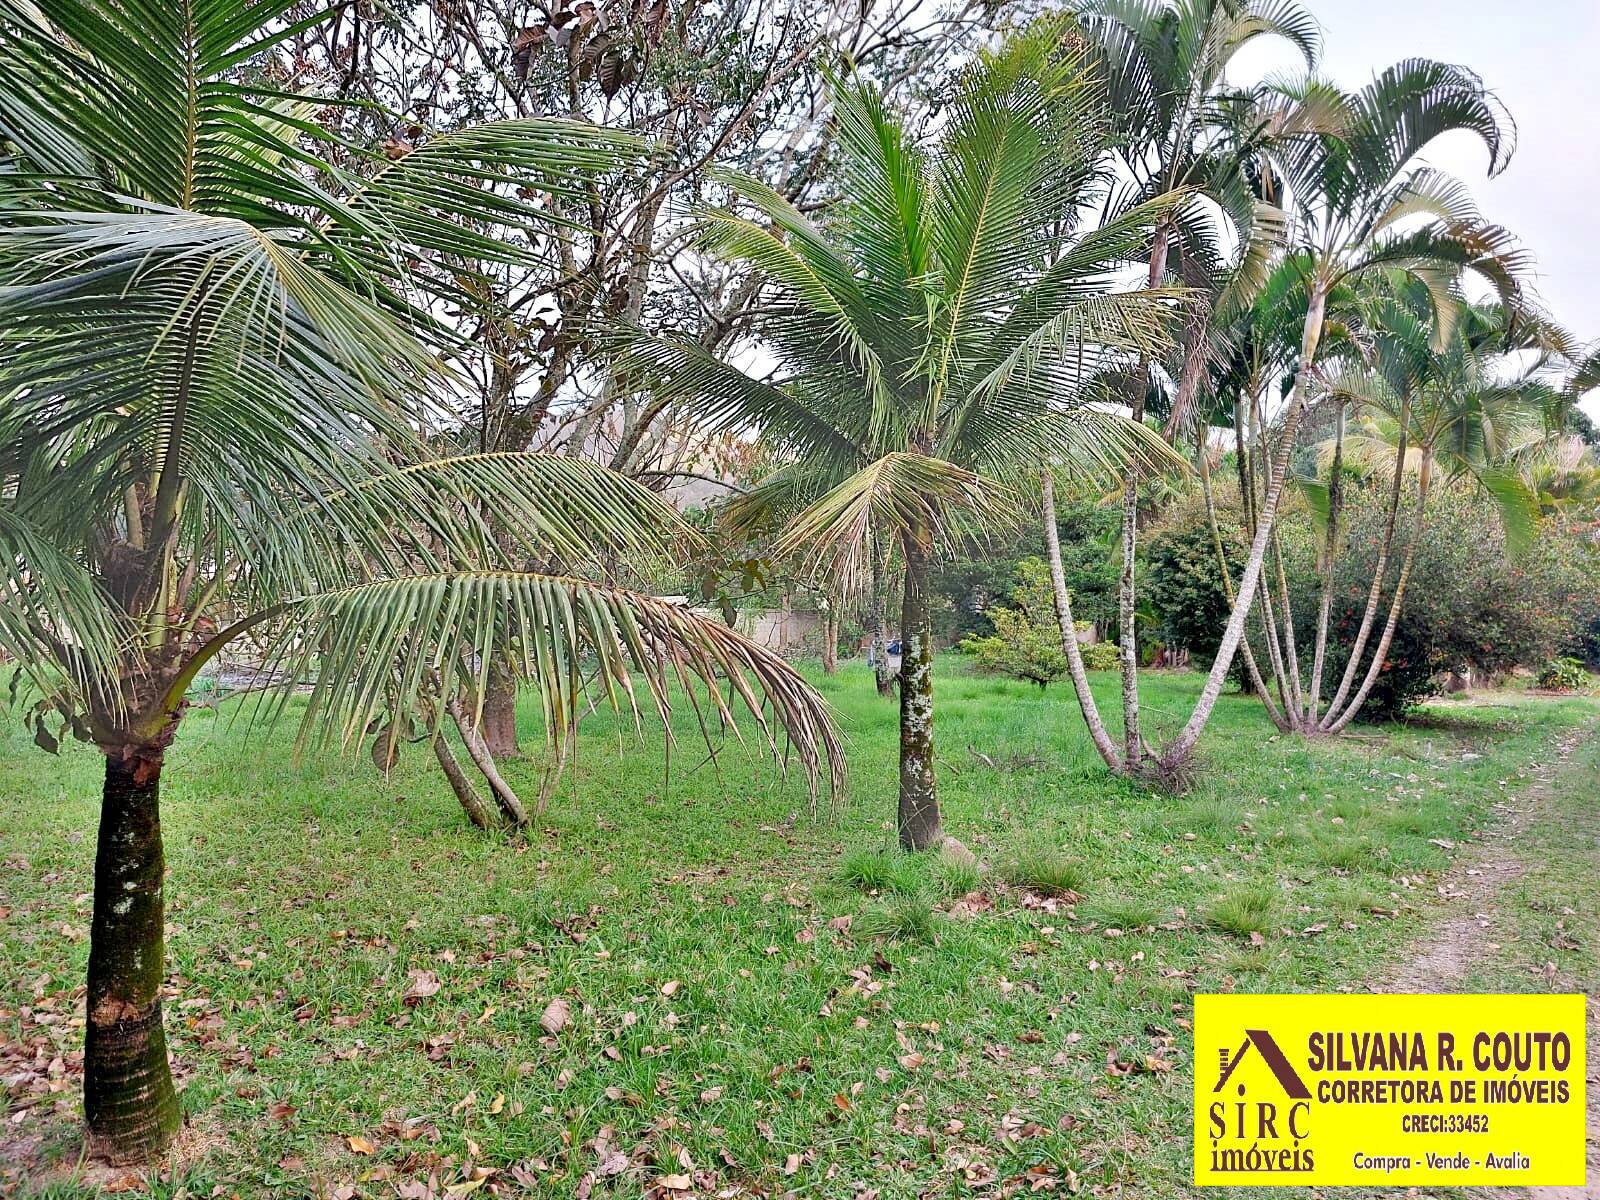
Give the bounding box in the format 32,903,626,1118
1231,0,1600,418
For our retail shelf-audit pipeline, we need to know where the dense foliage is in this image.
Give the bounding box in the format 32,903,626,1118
1143,517,1245,678
1320,487,1600,717
961,559,1071,688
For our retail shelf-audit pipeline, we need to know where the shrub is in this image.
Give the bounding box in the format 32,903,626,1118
1080,639,1120,671
961,558,1069,688
1144,513,1250,687
1320,486,1600,718
1537,657,1589,691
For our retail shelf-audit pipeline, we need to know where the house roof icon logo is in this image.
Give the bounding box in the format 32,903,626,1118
1214,1029,1312,1099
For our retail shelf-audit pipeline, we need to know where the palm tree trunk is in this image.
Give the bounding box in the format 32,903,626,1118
897,525,941,850
1324,459,1432,734
1117,471,1142,766
1194,427,1284,728
870,533,895,697
1041,470,1124,770
478,664,521,759
1163,283,1328,767
1270,532,1306,719
432,735,498,830
1114,224,1172,772
821,603,839,675
1234,396,1257,537
85,751,181,1163
1256,555,1296,716
448,697,530,827
1305,403,1345,723
1251,389,1305,724
1238,387,1301,727
1321,396,1410,726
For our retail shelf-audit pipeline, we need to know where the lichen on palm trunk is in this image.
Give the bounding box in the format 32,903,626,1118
86,751,180,1163
897,533,941,850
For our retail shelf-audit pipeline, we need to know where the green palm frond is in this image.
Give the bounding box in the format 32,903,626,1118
962,287,1190,411
700,171,893,427
1473,467,1540,558
775,454,1016,588
252,573,845,804
0,505,126,697
601,329,865,468
828,70,932,301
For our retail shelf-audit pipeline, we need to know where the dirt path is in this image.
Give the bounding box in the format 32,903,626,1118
1382,722,1599,1199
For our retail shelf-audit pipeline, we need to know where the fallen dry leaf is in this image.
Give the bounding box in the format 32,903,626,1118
540,998,572,1035
402,969,442,1006
346,1134,377,1155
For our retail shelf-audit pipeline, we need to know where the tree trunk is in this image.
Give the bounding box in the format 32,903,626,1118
897,527,941,851
1250,390,1306,724
1194,426,1284,728
448,697,530,827
1305,402,1346,723
1113,225,1171,773
432,735,498,830
870,534,895,697
1324,460,1432,734
1041,470,1124,770
1321,395,1410,727
1116,470,1142,766
478,664,521,759
85,751,181,1163
821,603,839,675
1270,532,1305,719
1163,283,1328,767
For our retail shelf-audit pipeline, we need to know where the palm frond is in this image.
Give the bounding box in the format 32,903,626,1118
775,453,1016,590
255,573,845,804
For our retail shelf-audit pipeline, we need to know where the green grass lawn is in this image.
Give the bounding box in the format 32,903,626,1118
2,662,1595,1198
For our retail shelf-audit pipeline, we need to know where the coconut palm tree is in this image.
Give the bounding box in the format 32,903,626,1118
0,0,841,1163
1158,57,1523,767
614,29,1184,850
1062,0,1320,771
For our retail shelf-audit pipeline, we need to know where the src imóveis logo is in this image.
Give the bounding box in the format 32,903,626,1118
1206,1028,1315,1175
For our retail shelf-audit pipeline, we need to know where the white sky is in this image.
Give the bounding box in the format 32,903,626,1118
1231,0,1600,419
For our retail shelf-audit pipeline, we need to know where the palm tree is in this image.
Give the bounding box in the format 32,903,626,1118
1298,296,1563,731
1063,0,1319,772
615,28,1183,849
1159,57,1522,767
0,0,841,1163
